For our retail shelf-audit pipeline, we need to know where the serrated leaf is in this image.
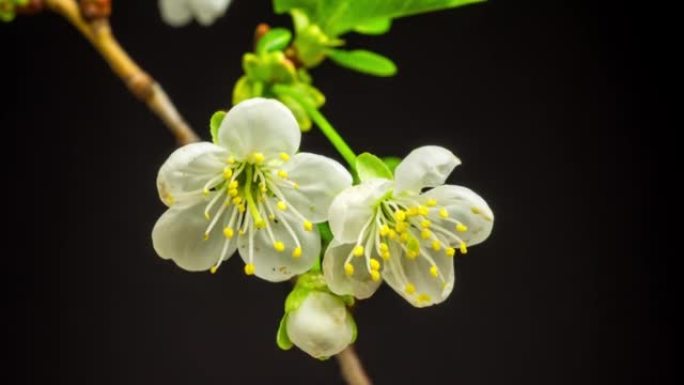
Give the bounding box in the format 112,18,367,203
276,315,294,350
382,156,402,174
356,153,394,182
256,28,293,54
328,49,397,77
209,111,226,143
354,18,392,35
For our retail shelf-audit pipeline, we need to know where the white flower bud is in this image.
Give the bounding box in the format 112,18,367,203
286,291,355,359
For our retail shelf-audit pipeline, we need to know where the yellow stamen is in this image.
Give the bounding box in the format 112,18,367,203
223,227,234,239
418,206,429,216
407,250,419,260
445,247,456,257
405,283,416,295
344,263,354,276
279,152,290,161
303,220,313,232
379,243,389,252
228,189,238,197
254,219,266,229
381,251,391,260
232,196,242,205
353,245,365,257
223,167,233,179
210,265,218,274
370,270,381,282
456,223,468,232
229,180,239,189
421,219,431,228
394,210,406,222
439,208,449,218
251,152,265,164
395,221,408,233
292,247,302,258
277,201,288,211
388,229,397,240
426,198,437,207
244,263,255,275
406,207,419,216
277,170,288,179
379,224,390,236
429,265,439,278
421,229,432,239
274,241,285,252
460,242,468,254
370,258,381,271
431,240,442,251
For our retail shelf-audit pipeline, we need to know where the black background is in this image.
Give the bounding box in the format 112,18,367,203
3,0,673,384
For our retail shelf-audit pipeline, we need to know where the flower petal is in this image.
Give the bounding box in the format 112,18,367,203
423,185,494,246
394,146,461,194
322,240,382,299
152,202,237,272
218,98,301,160
158,0,193,27
278,152,353,223
382,237,455,307
328,179,392,243
157,142,227,207
237,202,320,282
188,0,232,26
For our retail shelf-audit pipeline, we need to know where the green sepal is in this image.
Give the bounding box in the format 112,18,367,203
350,313,358,343
232,76,253,105
209,111,226,143
256,28,293,54
276,314,294,350
341,294,355,307
317,222,333,246
356,152,394,182
353,18,392,35
278,94,312,132
382,156,402,175
284,286,311,313
327,49,397,77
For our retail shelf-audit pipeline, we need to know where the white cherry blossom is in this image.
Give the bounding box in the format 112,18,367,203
159,0,232,27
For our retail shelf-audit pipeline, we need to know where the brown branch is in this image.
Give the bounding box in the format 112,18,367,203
43,0,199,145
336,345,373,385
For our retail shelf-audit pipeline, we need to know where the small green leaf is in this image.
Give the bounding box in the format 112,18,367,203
382,156,402,174
209,111,226,143
276,315,294,350
356,153,394,182
353,18,392,35
328,49,397,77
256,28,293,54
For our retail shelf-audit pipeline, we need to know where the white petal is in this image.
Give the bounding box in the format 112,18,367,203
188,0,232,26
382,237,455,308
328,179,392,244
152,202,237,272
157,142,227,207
394,146,461,194
237,202,320,282
423,185,494,246
322,240,382,299
218,98,301,161
286,291,354,359
278,153,353,223
158,0,193,27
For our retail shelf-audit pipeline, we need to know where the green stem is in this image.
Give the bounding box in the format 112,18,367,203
272,85,356,169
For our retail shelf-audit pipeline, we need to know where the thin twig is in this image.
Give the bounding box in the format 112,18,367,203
44,0,199,145
337,345,372,385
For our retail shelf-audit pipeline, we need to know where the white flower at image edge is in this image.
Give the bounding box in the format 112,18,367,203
286,291,355,359
323,146,494,307
159,0,232,27
152,98,352,281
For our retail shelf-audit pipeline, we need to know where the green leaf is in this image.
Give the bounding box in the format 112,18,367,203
328,49,397,77
209,111,226,143
274,0,484,36
356,153,394,182
353,18,392,35
382,156,402,174
276,315,294,350
256,28,293,54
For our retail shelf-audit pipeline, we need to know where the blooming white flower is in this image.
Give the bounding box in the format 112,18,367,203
152,98,352,281
285,291,355,359
158,0,232,27
323,146,494,307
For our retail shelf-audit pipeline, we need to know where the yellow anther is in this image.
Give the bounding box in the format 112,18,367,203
238,203,246,213
421,219,431,228
251,152,265,164
456,223,468,232
353,245,365,257
407,250,419,260
244,263,255,275
277,201,288,211
445,247,456,257
210,265,218,274
370,270,381,282
232,196,242,205
370,258,381,271
399,232,409,243
223,167,233,179
268,214,276,221
432,240,442,251
418,206,429,216
417,293,432,303
379,224,390,236
229,180,239,189
395,221,408,233
421,229,432,239
406,207,419,216
381,251,391,261
439,208,449,219
255,219,266,229
429,265,439,278
228,189,238,197
379,243,389,252
344,263,354,276
223,227,234,239
203,232,209,241
239,228,246,235
471,207,481,215
292,247,302,258
227,156,236,164
259,183,267,193
274,241,285,252
279,152,290,161
277,169,288,179
163,194,175,206
303,220,313,232
388,229,398,240
394,210,407,222
426,198,438,207
407,237,420,252
202,188,210,196
405,283,416,295
460,242,468,254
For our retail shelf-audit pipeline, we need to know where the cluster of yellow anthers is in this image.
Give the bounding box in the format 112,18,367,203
343,195,471,294
198,151,314,275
